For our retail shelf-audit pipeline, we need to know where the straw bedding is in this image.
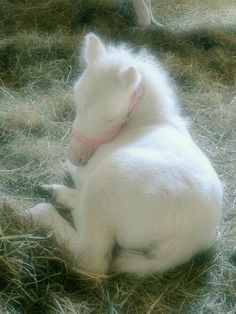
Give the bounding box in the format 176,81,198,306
0,0,235,312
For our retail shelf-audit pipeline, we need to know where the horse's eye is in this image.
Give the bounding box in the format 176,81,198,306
105,119,115,123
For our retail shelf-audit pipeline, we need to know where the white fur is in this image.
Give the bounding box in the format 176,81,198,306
29,34,223,276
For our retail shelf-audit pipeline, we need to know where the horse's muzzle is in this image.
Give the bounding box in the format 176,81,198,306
67,140,94,166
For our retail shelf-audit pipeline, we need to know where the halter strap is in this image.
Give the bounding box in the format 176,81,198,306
71,118,128,150
71,84,143,151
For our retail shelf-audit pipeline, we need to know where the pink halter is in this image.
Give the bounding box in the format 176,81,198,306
71,84,143,152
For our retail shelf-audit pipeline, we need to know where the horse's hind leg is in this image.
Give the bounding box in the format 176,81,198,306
112,237,194,276
40,184,77,209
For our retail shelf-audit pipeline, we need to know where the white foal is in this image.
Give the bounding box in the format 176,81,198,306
29,33,223,276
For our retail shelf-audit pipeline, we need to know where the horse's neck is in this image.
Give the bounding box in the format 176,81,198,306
125,95,158,130
126,80,190,137
126,80,173,129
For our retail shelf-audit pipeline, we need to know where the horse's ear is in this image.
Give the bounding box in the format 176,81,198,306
84,33,106,66
119,66,142,90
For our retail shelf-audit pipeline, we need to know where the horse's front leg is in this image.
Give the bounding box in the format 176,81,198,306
27,203,79,253
64,159,84,189
28,203,112,274
40,184,78,209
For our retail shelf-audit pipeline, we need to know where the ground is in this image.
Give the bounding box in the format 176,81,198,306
0,0,236,313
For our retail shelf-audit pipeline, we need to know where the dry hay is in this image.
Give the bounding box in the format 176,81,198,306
0,0,236,313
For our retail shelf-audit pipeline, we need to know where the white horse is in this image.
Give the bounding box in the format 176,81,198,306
28,33,223,276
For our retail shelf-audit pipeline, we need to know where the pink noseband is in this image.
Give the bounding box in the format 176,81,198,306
71,84,143,152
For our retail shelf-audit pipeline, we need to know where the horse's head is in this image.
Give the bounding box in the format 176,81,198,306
68,33,143,166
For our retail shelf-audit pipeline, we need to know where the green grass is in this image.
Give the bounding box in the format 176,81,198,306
0,0,236,313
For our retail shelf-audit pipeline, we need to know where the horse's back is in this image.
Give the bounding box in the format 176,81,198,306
84,125,222,250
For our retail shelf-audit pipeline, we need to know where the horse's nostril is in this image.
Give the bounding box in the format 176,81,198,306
78,156,83,165
78,155,88,166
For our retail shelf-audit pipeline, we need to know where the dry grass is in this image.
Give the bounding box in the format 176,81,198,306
0,0,236,313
